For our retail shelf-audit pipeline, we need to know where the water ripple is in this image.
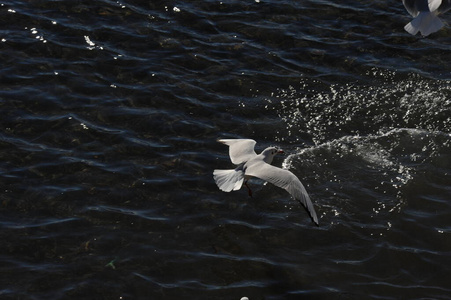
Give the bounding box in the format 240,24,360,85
1,0,450,299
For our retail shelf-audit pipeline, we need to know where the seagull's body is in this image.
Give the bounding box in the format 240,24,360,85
402,0,451,36
213,139,318,225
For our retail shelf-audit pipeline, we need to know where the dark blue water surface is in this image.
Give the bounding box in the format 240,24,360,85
1,0,450,299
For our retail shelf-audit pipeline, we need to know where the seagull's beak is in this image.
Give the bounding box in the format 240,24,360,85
277,149,284,154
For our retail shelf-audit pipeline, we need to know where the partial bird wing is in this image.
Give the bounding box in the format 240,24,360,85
403,0,419,17
218,139,257,165
403,0,445,15
429,0,443,12
246,162,319,225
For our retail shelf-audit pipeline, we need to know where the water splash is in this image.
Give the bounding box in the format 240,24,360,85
266,70,451,144
281,127,450,231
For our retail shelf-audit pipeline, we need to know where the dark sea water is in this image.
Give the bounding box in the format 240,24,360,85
1,0,450,299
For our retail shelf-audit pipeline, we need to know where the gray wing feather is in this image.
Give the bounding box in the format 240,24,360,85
246,163,319,225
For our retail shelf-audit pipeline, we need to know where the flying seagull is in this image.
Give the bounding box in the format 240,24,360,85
213,139,319,225
402,0,451,36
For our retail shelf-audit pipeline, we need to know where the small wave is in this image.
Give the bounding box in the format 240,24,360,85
2,217,81,229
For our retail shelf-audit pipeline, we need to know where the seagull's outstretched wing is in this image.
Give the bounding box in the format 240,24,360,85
246,162,319,225
218,139,257,165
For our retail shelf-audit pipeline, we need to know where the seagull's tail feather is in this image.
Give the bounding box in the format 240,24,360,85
405,11,443,36
213,169,244,192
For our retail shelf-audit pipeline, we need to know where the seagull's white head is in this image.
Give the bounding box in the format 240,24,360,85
261,147,284,164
